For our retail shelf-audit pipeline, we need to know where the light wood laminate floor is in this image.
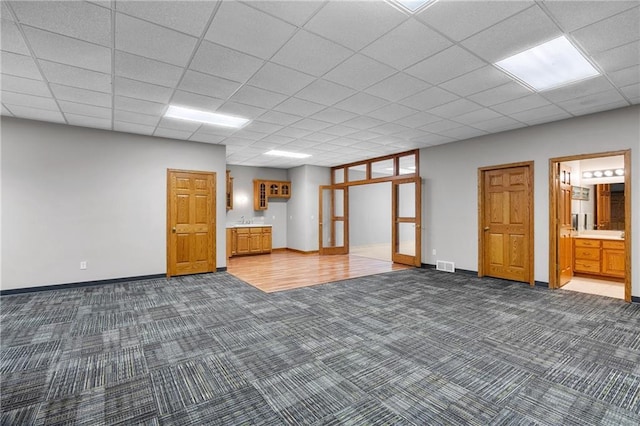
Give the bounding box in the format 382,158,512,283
227,250,412,292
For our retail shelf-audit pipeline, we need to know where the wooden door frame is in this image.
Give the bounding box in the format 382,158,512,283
478,161,535,286
548,150,631,302
166,168,217,278
391,177,422,267
318,185,349,255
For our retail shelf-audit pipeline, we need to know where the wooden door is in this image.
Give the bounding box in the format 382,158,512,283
236,229,249,254
596,184,611,230
558,164,573,286
319,185,348,255
480,164,533,284
392,178,421,266
167,170,216,277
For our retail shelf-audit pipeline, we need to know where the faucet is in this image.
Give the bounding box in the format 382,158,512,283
240,215,245,224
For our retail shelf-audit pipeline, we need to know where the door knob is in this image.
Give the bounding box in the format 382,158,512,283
172,227,176,233
484,227,490,231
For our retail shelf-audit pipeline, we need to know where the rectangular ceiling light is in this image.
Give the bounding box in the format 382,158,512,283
388,0,436,13
265,150,311,159
494,36,600,91
165,105,249,128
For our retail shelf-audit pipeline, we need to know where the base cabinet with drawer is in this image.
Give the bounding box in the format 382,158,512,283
573,238,625,278
228,226,272,257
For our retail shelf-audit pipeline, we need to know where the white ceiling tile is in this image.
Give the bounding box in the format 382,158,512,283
224,136,254,147
470,116,524,132
592,41,640,73
115,0,216,36
304,1,406,51
1,51,41,80
191,41,264,83
217,102,266,119
115,51,183,87
271,30,352,77
248,62,315,95
438,126,488,140
341,116,386,130
393,128,432,141
416,0,532,42
419,119,462,133
259,134,295,145
620,83,640,100
230,129,267,141
324,54,396,90
114,121,155,135
310,107,358,124
369,122,409,135
65,113,111,129
1,74,50,97
334,92,388,114
1,91,58,110
228,85,288,109
321,124,360,137
115,77,173,103
1,19,30,54
294,79,357,106
4,104,65,122
247,1,324,26
609,65,640,88
154,127,193,140
242,121,283,134
116,13,197,66
405,46,486,85
571,6,640,53
290,118,333,131
114,96,166,116
58,100,111,119
361,19,452,70
12,1,111,46
556,89,627,114
571,99,631,116
398,86,459,110
467,82,531,107
393,111,441,128
205,1,296,59
428,99,482,118
439,66,512,97
24,26,111,73
114,109,161,127
197,124,237,137
179,70,241,99
461,5,562,62
258,110,303,126
509,104,571,124
274,127,312,138
364,73,430,102
171,90,225,111
544,1,638,32
1,2,15,21
543,76,617,103
452,108,503,125
157,116,201,131
189,131,225,144
304,132,336,143
368,103,418,121
39,60,112,93
274,97,325,116
50,84,111,108
492,94,551,115
414,133,456,146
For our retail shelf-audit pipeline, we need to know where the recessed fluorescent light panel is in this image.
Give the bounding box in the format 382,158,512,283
388,0,436,13
494,36,600,91
265,150,311,159
165,105,249,128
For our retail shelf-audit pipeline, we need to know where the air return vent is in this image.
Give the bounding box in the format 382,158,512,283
436,260,455,273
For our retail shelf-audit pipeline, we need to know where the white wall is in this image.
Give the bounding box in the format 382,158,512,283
287,165,331,252
1,117,227,290
226,165,288,248
420,105,639,296
349,182,391,246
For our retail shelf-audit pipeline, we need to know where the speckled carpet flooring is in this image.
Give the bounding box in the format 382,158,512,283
2,269,640,425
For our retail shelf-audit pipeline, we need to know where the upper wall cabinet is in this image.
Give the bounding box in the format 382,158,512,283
226,170,233,210
254,179,291,210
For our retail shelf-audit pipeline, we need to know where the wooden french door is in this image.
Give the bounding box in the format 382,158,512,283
392,178,421,266
318,185,348,255
167,169,216,277
558,164,573,286
479,163,533,285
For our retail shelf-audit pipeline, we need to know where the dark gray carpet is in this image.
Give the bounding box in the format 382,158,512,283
2,269,640,425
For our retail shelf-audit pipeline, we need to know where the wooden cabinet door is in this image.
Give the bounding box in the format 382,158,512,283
602,249,625,277
596,184,611,230
236,230,250,254
281,183,291,198
262,230,272,253
558,164,573,286
254,180,267,210
268,182,280,196
249,229,262,253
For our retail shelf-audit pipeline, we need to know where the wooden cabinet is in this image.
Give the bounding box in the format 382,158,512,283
226,170,233,210
253,179,291,210
573,238,625,278
228,226,272,257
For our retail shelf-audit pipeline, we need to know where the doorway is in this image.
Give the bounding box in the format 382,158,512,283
549,151,631,302
478,162,534,285
318,185,348,255
167,169,216,277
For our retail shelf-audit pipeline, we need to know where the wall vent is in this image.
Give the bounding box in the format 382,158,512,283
436,260,455,273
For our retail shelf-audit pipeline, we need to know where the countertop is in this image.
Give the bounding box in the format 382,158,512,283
226,224,272,228
573,234,624,241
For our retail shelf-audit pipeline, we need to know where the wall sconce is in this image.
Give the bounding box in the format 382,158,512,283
582,169,624,178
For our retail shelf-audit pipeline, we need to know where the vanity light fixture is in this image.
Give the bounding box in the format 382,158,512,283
604,170,614,177
164,105,250,128
593,171,603,177
494,36,599,91
265,150,311,159
615,169,624,176
387,0,437,13
583,169,624,179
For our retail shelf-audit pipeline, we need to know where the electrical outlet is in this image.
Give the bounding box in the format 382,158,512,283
80,261,87,270
432,249,436,256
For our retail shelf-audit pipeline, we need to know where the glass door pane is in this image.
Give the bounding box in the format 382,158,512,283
392,178,421,266
319,186,348,255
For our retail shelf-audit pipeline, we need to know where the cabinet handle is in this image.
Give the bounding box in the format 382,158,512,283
172,227,176,233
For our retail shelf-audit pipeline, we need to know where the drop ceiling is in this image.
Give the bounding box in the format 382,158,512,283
1,1,638,168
